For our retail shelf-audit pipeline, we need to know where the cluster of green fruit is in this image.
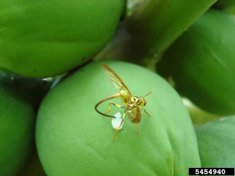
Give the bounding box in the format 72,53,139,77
0,0,235,176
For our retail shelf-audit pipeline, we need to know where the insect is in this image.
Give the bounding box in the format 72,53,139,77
95,64,152,136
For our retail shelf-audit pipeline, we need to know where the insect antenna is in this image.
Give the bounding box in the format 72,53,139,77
143,89,154,97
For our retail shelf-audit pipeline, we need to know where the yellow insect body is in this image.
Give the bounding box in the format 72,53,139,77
95,64,152,133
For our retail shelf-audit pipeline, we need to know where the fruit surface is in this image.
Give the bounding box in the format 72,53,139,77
0,0,124,77
158,10,235,115
0,85,34,176
36,61,200,176
196,116,235,167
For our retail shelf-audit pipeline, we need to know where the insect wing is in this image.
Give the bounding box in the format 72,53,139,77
127,107,141,124
102,64,132,96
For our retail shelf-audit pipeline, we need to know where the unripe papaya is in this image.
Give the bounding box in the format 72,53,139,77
196,116,235,167
0,85,34,176
36,61,200,176
158,10,235,115
0,0,124,77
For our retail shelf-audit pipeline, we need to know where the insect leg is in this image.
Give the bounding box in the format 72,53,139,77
112,129,120,141
143,109,151,117
134,123,140,136
113,113,126,141
106,102,125,114
95,93,121,118
112,111,126,141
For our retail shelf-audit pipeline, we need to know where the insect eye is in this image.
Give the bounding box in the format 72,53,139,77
131,97,136,102
141,98,146,106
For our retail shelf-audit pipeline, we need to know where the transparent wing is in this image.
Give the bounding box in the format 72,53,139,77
102,64,132,95
127,107,141,124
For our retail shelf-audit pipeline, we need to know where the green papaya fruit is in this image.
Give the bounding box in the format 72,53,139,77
36,61,200,176
0,0,124,77
196,116,235,167
0,85,34,176
158,10,235,115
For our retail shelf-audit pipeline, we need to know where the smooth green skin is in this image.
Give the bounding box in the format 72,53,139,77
158,10,235,115
182,98,218,127
0,0,124,77
0,85,34,176
36,61,200,176
96,0,217,66
196,116,235,167
226,6,235,15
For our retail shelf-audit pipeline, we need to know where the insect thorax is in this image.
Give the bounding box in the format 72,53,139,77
128,96,145,107
120,90,130,101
